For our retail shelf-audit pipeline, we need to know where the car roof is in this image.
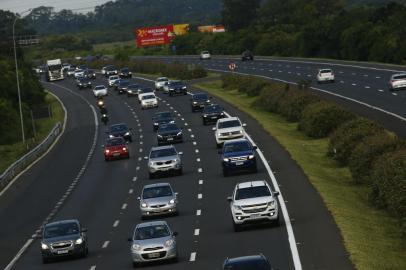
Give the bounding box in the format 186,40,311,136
392,73,406,77
136,220,168,229
223,138,250,145
218,116,239,123
151,145,176,151
237,180,267,189
225,254,268,264
143,182,172,189
45,219,79,227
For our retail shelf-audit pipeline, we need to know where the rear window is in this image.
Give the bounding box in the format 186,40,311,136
393,74,406,80
320,69,332,74
224,259,271,270
157,78,168,82
193,93,208,100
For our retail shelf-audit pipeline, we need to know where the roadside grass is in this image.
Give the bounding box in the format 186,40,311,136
93,40,134,51
193,80,406,270
0,92,65,174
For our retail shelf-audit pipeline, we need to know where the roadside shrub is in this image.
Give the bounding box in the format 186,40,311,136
328,118,384,165
254,84,287,114
369,149,406,222
278,90,320,122
222,74,241,90
348,132,400,184
298,101,355,138
237,76,269,97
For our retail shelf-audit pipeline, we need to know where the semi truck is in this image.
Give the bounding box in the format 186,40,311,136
45,59,64,81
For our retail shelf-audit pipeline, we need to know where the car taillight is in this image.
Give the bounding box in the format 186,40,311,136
105,149,110,153
122,147,127,151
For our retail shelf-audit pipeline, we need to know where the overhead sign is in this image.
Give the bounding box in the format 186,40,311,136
198,25,226,33
136,24,189,47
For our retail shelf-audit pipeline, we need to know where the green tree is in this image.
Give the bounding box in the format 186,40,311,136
221,0,261,31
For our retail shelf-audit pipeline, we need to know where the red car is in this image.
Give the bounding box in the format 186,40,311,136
104,137,129,161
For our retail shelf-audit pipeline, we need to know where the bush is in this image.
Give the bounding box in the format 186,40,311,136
298,101,355,138
237,76,269,97
349,132,400,184
328,118,384,165
221,74,240,90
253,84,288,114
278,90,320,121
370,149,406,223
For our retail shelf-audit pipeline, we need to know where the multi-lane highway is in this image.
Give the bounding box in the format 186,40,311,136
0,70,354,270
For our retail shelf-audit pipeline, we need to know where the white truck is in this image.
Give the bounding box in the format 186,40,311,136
46,59,64,81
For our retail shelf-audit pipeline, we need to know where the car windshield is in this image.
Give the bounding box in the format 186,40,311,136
218,120,241,129
128,84,139,89
121,68,129,72
142,186,173,199
135,225,170,240
75,69,83,73
107,66,116,71
120,81,130,86
110,76,119,80
224,141,251,153
157,78,168,82
142,95,155,100
44,222,79,239
95,86,105,90
79,78,90,82
170,81,183,86
224,259,271,270
202,51,209,54
155,112,172,119
150,148,177,158
106,138,125,146
393,74,406,80
159,124,179,132
141,88,154,93
320,69,332,74
235,186,271,200
204,105,222,113
110,124,128,132
193,93,208,100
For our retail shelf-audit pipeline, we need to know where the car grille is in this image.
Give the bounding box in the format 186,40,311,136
220,131,241,136
156,160,173,165
143,246,163,251
150,204,167,208
230,156,248,161
142,251,167,259
242,207,268,213
51,241,73,249
241,203,268,213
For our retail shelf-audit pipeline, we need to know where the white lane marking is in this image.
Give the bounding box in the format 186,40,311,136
122,203,128,210
198,193,203,199
90,266,96,270
196,209,201,216
392,93,398,96
184,122,188,126
191,134,195,138
195,149,199,153
129,189,134,194
140,141,143,145
4,239,33,270
269,69,273,72
133,176,138,182
193,142,197,145
198,168,203,173
378,89,384,92
364,74,368,77
138,157,142,161
139,148,143,153
194,229,200,236
199,180,203,185
190,252,197,262
365,86,371,89
188,128,192,132
376,76,381,79
113,220,120,227
181,118,185,121
196,158,201,162
351,83,357,86
102,241,110,248
340,81,344,83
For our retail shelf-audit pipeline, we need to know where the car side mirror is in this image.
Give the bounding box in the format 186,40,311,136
81,228,88,233
173,232,178,236
242,123,247,127
273,191,280,196
137,196,141,200
178,152,183,155
127,237,132,242
227,196,232,202
212,127,217,131
253,146,257,150
218,150,222,154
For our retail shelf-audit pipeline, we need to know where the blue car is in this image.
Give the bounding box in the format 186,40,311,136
220,138,257,177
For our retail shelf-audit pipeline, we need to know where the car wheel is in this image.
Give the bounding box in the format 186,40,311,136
233,222,242,232
149,172,155,179
223,168,229,177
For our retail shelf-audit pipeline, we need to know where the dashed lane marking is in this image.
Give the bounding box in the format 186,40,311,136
190,252,197,262
194,229,200,236
199,180,203,185
196,209,201,216
102,241,110,248
113,220,120,227
198,194,202,199
122,203,128,210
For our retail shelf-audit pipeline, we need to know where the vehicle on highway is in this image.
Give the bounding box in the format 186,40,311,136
146,145,183,179
241,50,254,61
66,67,76,77
117,80,130,95
108,75,120,87
137,88,155,103
155,77,169,90
119,67,132,78
128,221,178,266
316,68,335,83
202,104,225,125
103,137,129,161
200,50,211,60
40,219,88,263
191,92,211,112
103,65,118,77
213,117,246,148
138,183,178,218
78,64,88,71
46,59,64,81
101,112,109,125
77,77,92,89
152,111,175,131
62,63,70,72
157,123,183,146
93,85,108,97
223,254,273,270
167,80,187,96
140,93,158,109
228,180,280,231
108,123,133,142
162,81,171,93
74,69,85,79
127,83,141,97
83,69,96,79
220,138,257,177
97,97,105,108
388,73,406,91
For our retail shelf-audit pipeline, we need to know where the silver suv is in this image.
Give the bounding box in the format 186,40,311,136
146,145,183,179
227,180,280,231
214,117,246,148
138,183,178,218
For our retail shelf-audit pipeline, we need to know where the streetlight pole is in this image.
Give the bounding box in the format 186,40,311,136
12,9,31,145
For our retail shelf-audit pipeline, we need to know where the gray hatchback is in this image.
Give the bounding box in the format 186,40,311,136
146,145,183,179
139,183,178,218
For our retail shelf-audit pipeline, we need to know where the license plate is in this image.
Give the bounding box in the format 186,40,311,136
235,162,244,166
211,117,217,119
57,250,69,254
147,252,160,258
250,214,260,219
167,138,174,141
160,167,170,171
113,153,120,157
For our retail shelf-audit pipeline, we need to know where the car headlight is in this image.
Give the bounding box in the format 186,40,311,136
41,243,49,250
203,114,208,118
220,112,224,116
233,204,242,211
169,88,174,91
124,132,130,136
128,72,132,74
141,202,147,208
109,134,114,138
132,244,141,251
206,100,210,102
75,238,83,245
176,131,182,136
148,161,154,167
169,199,175,204
164,239,174,247
105,149,110,153
182,86,186,89
248,155,255,159
128,90,132,93
223,158,230,162
102,114,107,117
239,130,243,134
157,134,163,138
268,201,275,207
193,101,197,104
170,120,175,124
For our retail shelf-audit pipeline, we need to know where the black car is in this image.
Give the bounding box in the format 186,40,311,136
40,219,88,263
152,111,175,131
168,80,187,96
77,77,92,89
202,104,224,125
83,69,96,79
241,50,254,61
78,64,88,70
223,254,273,270
127,83,141,97
113,79,123,91
105,65,118,77
119,67,132,78
191,92,211,112
157,123,183,145
117,80,130,95
108,123,132,142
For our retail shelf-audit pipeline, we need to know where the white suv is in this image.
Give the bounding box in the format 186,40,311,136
228,180,280,231
316,69,335,83
200,51,211,60
389,73,406,91
108,75,120,87
93,85,108,97
140,93,158,109
213,117,246,148
155,77,169,90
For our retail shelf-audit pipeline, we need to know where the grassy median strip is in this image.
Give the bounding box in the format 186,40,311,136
0,92,65,173
193,80,405,270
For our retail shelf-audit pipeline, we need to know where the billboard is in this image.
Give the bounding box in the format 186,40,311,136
136,24,189,47
198,25,225,33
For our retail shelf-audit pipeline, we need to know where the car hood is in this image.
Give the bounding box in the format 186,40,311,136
142,98,156,102
234,197,273,207
150,155,179,163
217,127,243,133
142,196,175,205
223,150,253,158
158,129,181,136
133,235,172,247
42,234,81,244
154,118,174,124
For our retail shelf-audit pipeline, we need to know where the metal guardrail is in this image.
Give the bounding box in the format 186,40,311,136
0,122,62,191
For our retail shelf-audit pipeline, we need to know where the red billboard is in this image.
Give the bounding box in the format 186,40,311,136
136,25,175,47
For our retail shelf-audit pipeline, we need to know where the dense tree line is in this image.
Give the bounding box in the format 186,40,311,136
173,0,406,64
0,10,45,144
